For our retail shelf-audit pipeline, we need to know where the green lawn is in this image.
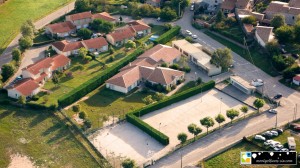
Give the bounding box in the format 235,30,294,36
175,81,197,94
33,33,52,43
65,86,153,132
204,31,279,77
0,0,73,55
0,105,99,167
107,0,127,5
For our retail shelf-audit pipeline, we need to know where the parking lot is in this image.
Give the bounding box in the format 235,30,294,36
142,89,255,145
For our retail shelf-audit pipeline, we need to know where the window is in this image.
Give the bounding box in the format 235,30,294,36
293,16,295,20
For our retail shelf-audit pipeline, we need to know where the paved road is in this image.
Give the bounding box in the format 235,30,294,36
150,8,300,168
0,1,75,68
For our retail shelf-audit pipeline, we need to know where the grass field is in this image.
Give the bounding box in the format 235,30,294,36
0,0,73,55
0,105,99,167
65,86,153,131
204,31,279,77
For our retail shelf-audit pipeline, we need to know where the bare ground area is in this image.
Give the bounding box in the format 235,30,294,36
8,154,35,168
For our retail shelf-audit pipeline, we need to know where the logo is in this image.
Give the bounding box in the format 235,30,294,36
241,152,252,165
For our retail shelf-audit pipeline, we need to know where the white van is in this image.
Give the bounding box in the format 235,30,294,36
288,137,296,150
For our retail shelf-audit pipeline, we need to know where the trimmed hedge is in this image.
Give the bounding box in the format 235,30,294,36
126,114,169,145
154,26,181,45
32,39,55,47
126,80,215,145
58,48,144,107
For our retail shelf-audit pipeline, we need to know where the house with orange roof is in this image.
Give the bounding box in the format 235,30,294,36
66,11,93,29
293,74,300,86
45,21,76,37
51,37,108,56
92,12,116,23
7,78,41,99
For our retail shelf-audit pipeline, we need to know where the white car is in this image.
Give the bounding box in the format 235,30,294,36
273,147,281,151
186,30,192,36
268,109,277,114
251,79,264,87
255,135,266,141
275,144,283,149
270,131,278,136
190,5,194,11
264,140,274,146
192,34,198,39
281,148,289,152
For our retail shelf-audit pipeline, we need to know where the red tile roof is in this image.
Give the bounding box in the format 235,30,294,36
221,0,237,10
128,20,151,32
289,0,300,8
35,72,48,83
10,78,40,97
243,24,254,33
82,37,108,49
67,11,92,21
146,67,184,85
106,66,143,88
52,40,84,52
139,44,181,63
51,54,71,70
23,57,53,75
107,27,135,42
294,74,300,81
47,21,76,33
92,12,116,22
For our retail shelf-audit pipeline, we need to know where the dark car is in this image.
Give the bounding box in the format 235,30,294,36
281,48,287,54
292,53,299,59
275,128,283,134
274,94,282,99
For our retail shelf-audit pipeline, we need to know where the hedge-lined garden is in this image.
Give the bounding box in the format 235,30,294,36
154,26,181,45
58,48,144,107
126,80,215,145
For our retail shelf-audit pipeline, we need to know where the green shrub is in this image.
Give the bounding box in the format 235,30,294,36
58,48,144,107
126,114,169,145
154,26,181,45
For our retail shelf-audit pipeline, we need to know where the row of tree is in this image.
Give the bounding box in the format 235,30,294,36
177,99,265,144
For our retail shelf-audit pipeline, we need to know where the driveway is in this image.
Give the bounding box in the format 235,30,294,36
151,8,300,168
0,1,75,68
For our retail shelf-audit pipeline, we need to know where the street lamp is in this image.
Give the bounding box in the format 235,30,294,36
219,97,222,114
159,122,162,131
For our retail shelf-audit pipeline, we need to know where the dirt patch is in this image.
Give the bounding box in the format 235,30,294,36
72,113,84,125
8,154,35,168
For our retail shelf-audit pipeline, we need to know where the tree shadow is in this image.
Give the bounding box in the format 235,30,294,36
0,110,14,120
47,127,69,144
41,122,62,136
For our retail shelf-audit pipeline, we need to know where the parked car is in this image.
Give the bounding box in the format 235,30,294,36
157,17,161,21
270,131,278,136
274,93,282,99
281,148,289,152
263,131,273,137
273,147,281,151
275,128,283,134
281,48,287,54
268,109,277,114
255,135,266,141
292,53,299,59
251,79,264,87
186,30,192,36
264,140,274,146
190,5,194,11
275,144,283,149
192,34,198,39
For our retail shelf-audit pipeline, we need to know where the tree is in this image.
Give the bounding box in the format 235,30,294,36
1,63,15,82
119,16,123,22
18,96,26,105
177,132,187,144
226,109,239,124
216,10,225,23
240,105,249,118
200,117,215,134
78,28,93,40
142,95,154,105
90,19,114,33
84,119,92,129
171,0,189,15
185,36,194,43
79,111,88,119
160,7,177,21
125,40,136,49
78,47,88,59
163,23,172,30
109,45,114,54
211,48,233,69
153,92,165,101
194,126,202,137
52,73,59,86
19,36,33,50
215,114,225,129
196,77,202,85
266,40,280,55
293,21,300,43
187,123,202,140
275,25,294,43
253,98,265,112
12,48,21,62
272,55,291,71
271,14,285,29
225,17,236,26
72,104,81,112
75,0,91,12
20,22,34,38
84,56,92,62
242,16,257,26
122,158,136,168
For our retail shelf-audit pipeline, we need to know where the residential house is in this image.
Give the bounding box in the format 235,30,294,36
242,23,254,36
127,20,151,37
45,21,76,37
52,37,108,56
7,54,71,99
106,66,184,93
92,12,116,23
106,28,135,47
172,39,221,76
146,0,162,7
293,74,300,85
255,26,274,47
221,0,252,13
66,11,93,29
122,44,181,70
236,9,264,22
7,78,40,99
264,1,300,25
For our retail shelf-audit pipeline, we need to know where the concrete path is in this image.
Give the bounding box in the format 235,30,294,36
0,1,75,68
